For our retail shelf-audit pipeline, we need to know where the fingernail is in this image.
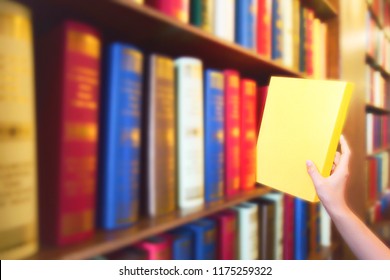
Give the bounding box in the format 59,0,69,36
306,160,312,167
340,134,345,141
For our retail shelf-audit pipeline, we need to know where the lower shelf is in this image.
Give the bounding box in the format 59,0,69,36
29,186,271,260
309,242,340,260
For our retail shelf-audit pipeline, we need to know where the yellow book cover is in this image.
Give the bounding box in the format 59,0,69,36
256,77,353,202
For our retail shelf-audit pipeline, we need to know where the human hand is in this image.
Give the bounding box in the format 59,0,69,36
306,135,351,215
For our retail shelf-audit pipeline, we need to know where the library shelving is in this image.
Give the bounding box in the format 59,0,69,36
5,0,341,260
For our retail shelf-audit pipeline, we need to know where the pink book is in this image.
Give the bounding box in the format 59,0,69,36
134,235,172,260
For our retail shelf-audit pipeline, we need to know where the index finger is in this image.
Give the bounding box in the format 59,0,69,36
337,135,351,171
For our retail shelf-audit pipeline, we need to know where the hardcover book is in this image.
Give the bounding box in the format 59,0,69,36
233,202,259,260
213,0,235,42
190,0,213,32
271,0,283,61
240,79,257,191
283,194,295,259
257,0,271,58
144,54,176,217
134,235,172,260
204,69,224,202
294,198,308,260
235,0,257,50
256,77,353,202
37,20,101,245
182,218,217,260
224,70,241,196
0,1,38,259
175,57,204,209
168,228,194,260
210,209,237,259
99,42,143,230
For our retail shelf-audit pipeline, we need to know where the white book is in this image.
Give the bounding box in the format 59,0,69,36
175,57,205,209
320,204,331,246
213,0,235,42
232,202,259,260
262,192,284,260
366,113,373,154
281,0,293,68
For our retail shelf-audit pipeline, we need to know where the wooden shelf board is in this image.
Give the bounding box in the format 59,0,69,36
20,0,303,84
367,145,390,157
28,187,271,260
366,104,390,115
301,0,338,21
309,243,339,260
365,54,390,79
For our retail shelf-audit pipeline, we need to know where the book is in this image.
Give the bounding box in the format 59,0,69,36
256,86,268,136
235,0,257,50
257,0,272,58
99,43,143,230
305,9,314,77
146,0,189,23
256,77,353,202
204,69,224,202
309,203,321,253
213,0,235,42
233,202,259,260
168,228,193,260
283,194,295,259
240,79,257,191
319,204,331,247
210,209,237,259
291,0,300,71
262,192,284,259
190,0,213,32
281,0,293,68
134,235,172,260
37,20,101,245
144,55,176,217
224,70,241,196
299,6,306,73
182,218,217,260
294,198,308,260
0,0,38,259
175,57,204,209
271,0,283,61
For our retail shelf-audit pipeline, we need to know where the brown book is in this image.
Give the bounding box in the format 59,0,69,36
143,54,176,217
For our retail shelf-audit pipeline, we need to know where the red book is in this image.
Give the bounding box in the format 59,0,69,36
146,0,189,22
37,21,101,245
305,9,314,77
256,86,269,137
134,235,172,260
240,79,257,190
211,210,237,259
257,0,272,58
224,70,241,197
283,195,294,260
368,158,378,202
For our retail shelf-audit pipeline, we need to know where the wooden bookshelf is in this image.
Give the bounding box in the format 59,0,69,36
367,145,390,157
28,187,271,260
308,243,340,260
366,1,390,41
366,103,390,115
12,0,342,260
365,54,390,79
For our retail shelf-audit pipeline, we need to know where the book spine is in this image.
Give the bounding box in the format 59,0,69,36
170,229,193,260
282,0,293,68
39,21,101,245
173,0,190,23
213,210,237,259
190,0,202,26
176,58,204,209
257,0,271,58
299,6,307,73
204,70,224,202
202,220,217,260
147,55,176,217
135,236,172,260
235,0,257,50
283,195,294,259
183,219,216,260
99,43,143,230
214,0,235,42
240,79,256,190
292,0,300,71
271,0,283,61
0,1,38,259
294,198,308,260
146,0,174,18
305,9,314,77
224,70,241,197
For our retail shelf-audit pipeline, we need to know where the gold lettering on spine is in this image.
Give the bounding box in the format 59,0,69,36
61,210,93,237
65,123,97,141
67,30,100,58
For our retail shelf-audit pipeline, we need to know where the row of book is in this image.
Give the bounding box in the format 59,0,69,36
366,10,390,74
367,151,389,202
367,0,390,33
139,0,328,76
91,193,329,260
365,65,389,108
366,113,390,154
367,191,390,225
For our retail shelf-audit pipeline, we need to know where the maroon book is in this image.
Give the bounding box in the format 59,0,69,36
37,20,101,246
283,195,295,259
211,210,237,260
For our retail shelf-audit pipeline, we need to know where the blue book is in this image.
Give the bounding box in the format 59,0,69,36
235,0,257,50
204,69,224,203
182,218,217,260
169,228,194,260
294,198,308,260
99,42,143,230
271,0,283,60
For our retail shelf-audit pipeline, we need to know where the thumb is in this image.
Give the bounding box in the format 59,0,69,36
306,160,323,186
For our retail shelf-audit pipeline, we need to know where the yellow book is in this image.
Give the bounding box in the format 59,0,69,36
0,0,38,259
256,77,353,202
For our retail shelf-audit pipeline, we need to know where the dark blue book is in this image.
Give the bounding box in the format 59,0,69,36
182,218,217,260
169,228,194,260
271,0,283,60
299,5,306,72
204,69,224,203
294,198,308,260
235,0,257,50
99,42,143,230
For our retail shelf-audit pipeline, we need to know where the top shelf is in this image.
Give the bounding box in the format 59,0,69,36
20,0,336,83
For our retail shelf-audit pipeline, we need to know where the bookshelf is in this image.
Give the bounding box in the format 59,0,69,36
362,0,390,251
10,0,341,260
